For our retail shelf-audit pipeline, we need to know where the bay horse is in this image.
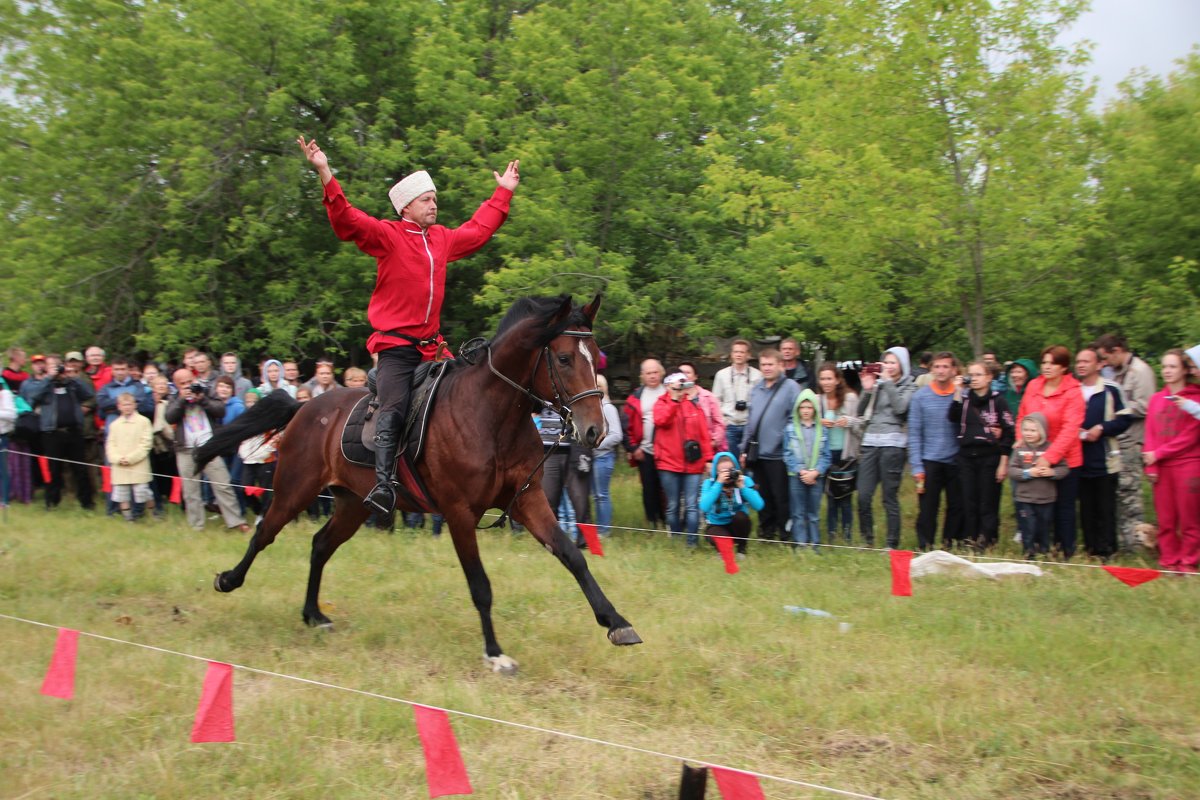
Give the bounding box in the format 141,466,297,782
194,294,641,672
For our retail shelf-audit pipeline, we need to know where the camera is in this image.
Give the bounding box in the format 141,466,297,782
960,376,970,387
190,382,205,396
861,362,882,376
734,400,747,411
724,468,741,485
53,363,66,377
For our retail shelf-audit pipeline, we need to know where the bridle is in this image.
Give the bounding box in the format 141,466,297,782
459,328,604,530
461,328,603,430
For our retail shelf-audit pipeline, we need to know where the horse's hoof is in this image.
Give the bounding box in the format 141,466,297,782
213,573,235,593
484,653,519,675
608,626,643,646
303,612,334,629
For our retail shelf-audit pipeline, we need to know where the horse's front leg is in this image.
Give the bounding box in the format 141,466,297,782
512,489,642,646
441,504,517,674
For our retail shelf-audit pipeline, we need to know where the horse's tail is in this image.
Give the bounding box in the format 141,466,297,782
193,389,300,473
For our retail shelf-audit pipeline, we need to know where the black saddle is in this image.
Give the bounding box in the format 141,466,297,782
343,359,460,467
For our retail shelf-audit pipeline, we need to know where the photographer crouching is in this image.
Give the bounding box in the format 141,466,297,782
653,372,715,547
699,453,765,556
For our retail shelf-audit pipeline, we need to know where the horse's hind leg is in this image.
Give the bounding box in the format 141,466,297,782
513,490,642,647
301,486,371,628
214,462,325,594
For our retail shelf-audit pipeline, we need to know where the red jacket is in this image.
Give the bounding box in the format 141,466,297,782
1143,384,1200,476
323,177,512,357
1018,374,1085,468
652,393,715,473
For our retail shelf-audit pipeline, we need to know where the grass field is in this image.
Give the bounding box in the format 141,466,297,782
2,464,1198,799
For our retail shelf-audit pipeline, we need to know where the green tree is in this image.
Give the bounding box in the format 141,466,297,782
1082,51,1200,354
704,0,1098,359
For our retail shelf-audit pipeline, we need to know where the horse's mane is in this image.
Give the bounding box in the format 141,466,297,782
493,295,592,348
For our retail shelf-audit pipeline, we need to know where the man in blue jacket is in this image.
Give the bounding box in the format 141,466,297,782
22,354,95,510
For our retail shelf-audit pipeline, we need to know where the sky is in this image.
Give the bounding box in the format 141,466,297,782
1059,0,1199,104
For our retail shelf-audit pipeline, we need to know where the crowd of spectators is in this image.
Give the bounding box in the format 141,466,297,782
1,335,1198,572
616,335,1200,571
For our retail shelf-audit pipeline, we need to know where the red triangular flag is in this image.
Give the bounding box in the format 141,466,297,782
243,485,266,498
576,523,604,556
101,465,112,493
1102,565,1161,587
191,661,235,743
710,766,765,800
169,476,183,504
38,455,52,483
40,628,80,699
413,705,473,797
890,549,914,596
712,535,739,574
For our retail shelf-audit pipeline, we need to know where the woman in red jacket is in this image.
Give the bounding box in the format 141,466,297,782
654,372,715,547
1142,349,1200,572
1018,345,1085,559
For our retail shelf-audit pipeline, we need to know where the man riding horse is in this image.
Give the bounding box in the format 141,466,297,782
297,136,520,522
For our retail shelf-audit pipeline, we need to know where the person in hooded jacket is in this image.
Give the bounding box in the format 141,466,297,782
1003,358,1037,417
854,346,916,549
655,371,716,546
1074,347,1131,561
783,389,832,550
219,352,254,399
1018,345,1085,559
258,359,296,398
949,359,1015,549
699,451,765,556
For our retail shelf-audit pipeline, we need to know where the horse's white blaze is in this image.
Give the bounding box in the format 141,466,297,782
578,339,595,381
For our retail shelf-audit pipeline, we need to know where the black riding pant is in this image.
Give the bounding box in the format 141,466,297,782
375,345,424,419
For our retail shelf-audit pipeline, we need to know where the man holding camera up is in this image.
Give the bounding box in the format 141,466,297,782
653,372,715,547
24,354,96,510
739,349,801,544
165,368,248,532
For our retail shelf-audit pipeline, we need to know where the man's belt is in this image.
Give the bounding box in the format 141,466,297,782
377,330,441,347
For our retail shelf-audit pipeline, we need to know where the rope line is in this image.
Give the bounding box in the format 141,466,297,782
0,612,887,800
3,449,1191,577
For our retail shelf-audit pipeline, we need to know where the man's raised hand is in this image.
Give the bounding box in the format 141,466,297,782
494,159,520,191
297,136,333,184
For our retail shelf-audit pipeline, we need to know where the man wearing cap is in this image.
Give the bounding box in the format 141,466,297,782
297,135,520,519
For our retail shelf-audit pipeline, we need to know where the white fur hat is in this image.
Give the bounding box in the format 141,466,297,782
1186,343,1200,369
388,170,436,216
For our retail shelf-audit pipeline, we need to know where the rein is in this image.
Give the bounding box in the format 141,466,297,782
459,330,602,530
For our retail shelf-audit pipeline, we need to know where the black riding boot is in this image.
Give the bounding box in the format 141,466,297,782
365,411,402,524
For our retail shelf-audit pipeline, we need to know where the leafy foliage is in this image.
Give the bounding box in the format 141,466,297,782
0,0,1194,367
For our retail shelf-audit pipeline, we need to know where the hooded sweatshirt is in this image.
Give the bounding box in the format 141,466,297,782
699,452,765,526
1007,413,1069,503
1003,358,1038,417
856,345,916,448
259,359,297,398
783,389,832,476
220,355,254,399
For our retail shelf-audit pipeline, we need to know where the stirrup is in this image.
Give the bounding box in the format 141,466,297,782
364,481,397,515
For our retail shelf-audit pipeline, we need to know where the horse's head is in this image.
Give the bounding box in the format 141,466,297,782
537,294,606,449
490,293,607,449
